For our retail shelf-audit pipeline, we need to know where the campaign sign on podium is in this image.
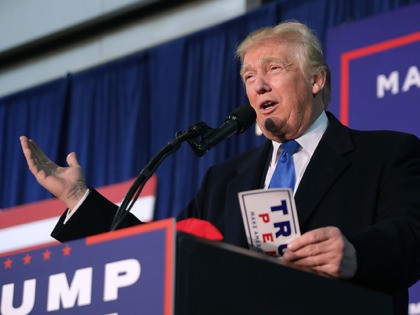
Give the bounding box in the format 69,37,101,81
0,219,175,315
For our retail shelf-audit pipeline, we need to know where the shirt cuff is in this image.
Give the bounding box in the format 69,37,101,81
63,189,90,224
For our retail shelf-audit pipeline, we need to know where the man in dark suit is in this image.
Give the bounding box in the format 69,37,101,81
20,21,420,314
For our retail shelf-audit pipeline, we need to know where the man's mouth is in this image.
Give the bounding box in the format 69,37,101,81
260,101,277,111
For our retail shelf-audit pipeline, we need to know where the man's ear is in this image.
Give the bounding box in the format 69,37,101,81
312,70,326,95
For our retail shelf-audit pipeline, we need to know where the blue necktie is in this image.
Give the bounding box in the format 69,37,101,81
269,140,300,190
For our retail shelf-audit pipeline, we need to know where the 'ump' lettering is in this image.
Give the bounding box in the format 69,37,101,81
1,258,141,314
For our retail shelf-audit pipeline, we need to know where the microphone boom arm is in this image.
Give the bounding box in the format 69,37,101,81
110,104,255,231
110,127,205,231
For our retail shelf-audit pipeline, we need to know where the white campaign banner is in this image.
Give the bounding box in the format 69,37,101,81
0,176,157,255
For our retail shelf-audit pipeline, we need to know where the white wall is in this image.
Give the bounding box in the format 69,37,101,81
0,0,153,52
0,0,260,98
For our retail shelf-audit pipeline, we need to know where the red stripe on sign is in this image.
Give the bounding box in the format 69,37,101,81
96,174,157,203
0,240,59,258
0,175,157,228
163,218,175,315
340,31,420,126
85,218,173,245
0,199,65,229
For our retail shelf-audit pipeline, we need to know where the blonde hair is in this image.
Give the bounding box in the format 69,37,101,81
236,21,331,107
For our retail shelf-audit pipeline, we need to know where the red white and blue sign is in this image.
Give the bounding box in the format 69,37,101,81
327,4,420,136
326,4,420,312
0,219,175,315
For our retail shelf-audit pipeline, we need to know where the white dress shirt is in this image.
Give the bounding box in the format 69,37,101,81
264,111,329,193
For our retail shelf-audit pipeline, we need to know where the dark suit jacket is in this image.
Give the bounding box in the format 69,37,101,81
52,112,420,314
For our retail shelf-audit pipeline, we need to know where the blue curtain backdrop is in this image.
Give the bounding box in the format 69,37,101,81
1,0,419,219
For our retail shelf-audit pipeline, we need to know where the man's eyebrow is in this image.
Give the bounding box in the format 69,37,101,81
240,56,293,77
261,56,296,69
260,56,286,64
241,57,282,73
240,65,252,77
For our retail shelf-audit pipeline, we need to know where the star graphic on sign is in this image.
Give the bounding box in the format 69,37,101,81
42,249,52,261
62,245,72,256
4,258,12,269
23,253,32,265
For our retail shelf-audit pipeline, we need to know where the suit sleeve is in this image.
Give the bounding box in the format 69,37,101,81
348,133,420,293
51,188,142,242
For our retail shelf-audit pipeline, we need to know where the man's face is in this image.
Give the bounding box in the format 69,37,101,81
241,38,322,142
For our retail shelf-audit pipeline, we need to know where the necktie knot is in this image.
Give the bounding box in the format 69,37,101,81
279,140,299,163
281,140,300,156
269,140,300,190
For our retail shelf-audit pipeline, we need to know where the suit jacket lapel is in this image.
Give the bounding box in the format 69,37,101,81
221,113,354,244
295,113,354,228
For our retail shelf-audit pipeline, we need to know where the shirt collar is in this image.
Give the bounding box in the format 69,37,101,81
271,111,328,158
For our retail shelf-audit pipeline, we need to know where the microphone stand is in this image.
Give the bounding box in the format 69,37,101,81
109,122,210,231
186,123,216,157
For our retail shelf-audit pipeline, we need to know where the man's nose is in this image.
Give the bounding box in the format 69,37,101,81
254,75,271,94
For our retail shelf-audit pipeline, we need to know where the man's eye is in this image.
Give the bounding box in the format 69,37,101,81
244,74,254,81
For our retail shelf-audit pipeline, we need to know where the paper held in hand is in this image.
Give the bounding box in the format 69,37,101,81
238,188,301,257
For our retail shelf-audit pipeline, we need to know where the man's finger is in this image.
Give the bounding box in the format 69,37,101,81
283,240,329,262
66,152,80,167
287,227,332,252
28,139,50,165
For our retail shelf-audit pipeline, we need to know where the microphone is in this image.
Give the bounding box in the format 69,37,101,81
187,105,256,156
111,105,255,230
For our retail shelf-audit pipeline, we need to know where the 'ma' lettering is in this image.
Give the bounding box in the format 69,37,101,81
377,65,420,98
402,65,420,92
377,71,398,98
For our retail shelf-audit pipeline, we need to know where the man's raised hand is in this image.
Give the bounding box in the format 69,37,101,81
20,136,87,210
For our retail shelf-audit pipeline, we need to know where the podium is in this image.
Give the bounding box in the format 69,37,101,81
176,232,392,315
0,219,392,314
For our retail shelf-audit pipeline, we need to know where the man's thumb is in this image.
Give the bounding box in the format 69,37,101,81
66,152,80,167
